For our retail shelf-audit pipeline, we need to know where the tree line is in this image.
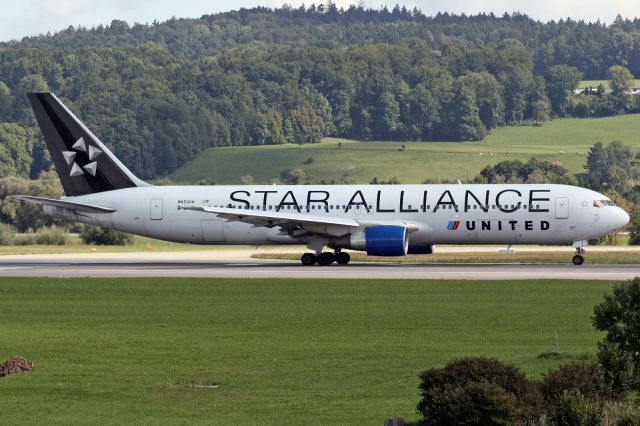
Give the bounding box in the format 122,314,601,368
1,6,640,179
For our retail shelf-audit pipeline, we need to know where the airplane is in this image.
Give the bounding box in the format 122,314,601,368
13,93,630,266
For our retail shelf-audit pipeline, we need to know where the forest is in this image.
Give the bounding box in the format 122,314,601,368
1,5,640,179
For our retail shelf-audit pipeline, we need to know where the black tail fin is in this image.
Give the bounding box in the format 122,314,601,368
28,93,148,196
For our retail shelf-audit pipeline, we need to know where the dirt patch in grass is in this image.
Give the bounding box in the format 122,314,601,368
0,355,34,377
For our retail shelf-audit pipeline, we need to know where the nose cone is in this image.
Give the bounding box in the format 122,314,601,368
613,207,630,229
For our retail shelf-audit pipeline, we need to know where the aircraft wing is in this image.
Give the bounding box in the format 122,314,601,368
11,195,116,214
180,205,360,236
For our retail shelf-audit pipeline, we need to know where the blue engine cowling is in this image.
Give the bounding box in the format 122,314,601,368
333,225,409,256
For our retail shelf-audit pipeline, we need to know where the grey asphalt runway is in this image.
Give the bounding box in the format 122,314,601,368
0,251,637,280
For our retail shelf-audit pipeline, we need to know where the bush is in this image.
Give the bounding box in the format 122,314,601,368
34,225,68,245
417,357,543,424
12,233,35,245
602,400,640,426
80,226,134,246
592,277,640,380
421,380,518,425
597,341,636,397
541,362,608,405
548,391,604,426
0,222,15,245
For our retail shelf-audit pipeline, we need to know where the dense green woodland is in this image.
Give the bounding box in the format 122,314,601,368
2,5,640,179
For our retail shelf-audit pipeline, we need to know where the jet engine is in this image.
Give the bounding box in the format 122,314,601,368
333,225,409,256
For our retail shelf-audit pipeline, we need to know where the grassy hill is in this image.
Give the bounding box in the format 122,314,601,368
169,114,640,184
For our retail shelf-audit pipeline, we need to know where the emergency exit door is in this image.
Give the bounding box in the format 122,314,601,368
150,198,163,220
555,197,569,219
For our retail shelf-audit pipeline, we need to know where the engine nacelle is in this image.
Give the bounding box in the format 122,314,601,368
334,225,409,256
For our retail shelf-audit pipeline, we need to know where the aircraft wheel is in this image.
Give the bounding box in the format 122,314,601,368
301,253,317,266
335,252,351,265
317,252,335,266
572,254,584,266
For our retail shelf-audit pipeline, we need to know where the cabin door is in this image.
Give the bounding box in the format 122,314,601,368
555,197,569,219
150,198,163,220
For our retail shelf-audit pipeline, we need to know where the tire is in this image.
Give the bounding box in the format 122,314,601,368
572,254,584,265
301,253,317,266
317,252,335,266
335,252,351,265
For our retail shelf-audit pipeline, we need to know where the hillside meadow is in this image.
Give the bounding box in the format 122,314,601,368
169,114,640,184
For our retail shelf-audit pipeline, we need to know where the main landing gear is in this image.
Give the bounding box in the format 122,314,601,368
572,247,585,266
300,251,351,266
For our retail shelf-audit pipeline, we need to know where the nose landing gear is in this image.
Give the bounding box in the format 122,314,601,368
572,247,585,265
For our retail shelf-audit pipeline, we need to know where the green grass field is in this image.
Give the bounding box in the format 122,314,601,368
0,278,620,424
169,114,640,184
578,79,640,89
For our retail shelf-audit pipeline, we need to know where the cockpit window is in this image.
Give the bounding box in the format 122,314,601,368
593,200,616,207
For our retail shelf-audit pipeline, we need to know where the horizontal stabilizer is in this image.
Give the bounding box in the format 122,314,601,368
11,195,116,214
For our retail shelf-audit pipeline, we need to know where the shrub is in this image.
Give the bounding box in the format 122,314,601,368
421,380,518,425
79,226,134,246
34,225,68,245
592,277,640,380
418,357,543,423
596,341,636,397
12,233,35,245
602,400,640,425
548,391,604,426
541,362,608,405
0,222,15,245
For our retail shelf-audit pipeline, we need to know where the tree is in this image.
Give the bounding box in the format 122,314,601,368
544,65,583,116
459,72,505,131
377,91,400,140
629,207,640,245
280,168,307,184
584,141,634,192
0,82,11,120
608,65,635,112
592,277,640,381
0,123,33,178
448,80,486,141
530,99,551,123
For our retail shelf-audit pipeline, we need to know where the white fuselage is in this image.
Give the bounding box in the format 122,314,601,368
46,184,629,247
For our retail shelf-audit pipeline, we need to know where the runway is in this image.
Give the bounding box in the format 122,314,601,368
0,251,637,280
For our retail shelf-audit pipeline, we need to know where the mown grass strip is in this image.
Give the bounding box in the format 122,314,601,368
0,277,619,424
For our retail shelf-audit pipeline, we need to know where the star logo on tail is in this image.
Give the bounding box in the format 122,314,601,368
62,137,102,177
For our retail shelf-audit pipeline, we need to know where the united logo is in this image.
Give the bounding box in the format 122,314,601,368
447,220,460,230
62,137,102,177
